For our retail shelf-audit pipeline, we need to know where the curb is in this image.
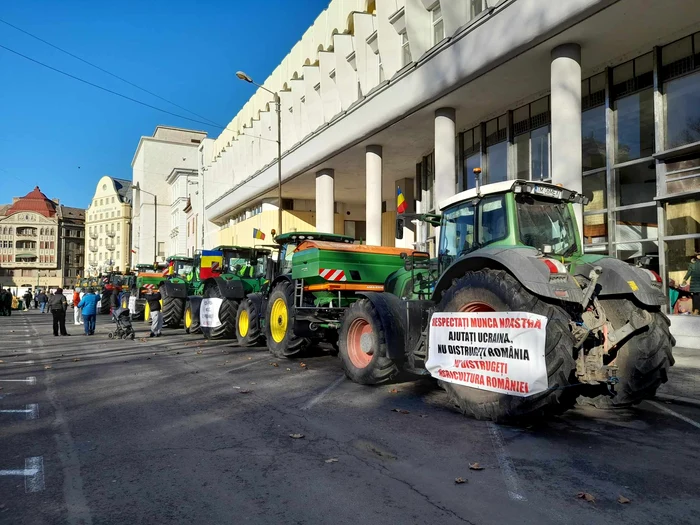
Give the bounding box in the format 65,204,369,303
654,393,700,409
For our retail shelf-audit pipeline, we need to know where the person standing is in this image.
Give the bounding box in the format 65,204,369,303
23,290,33,311
73,289,83,325
33,290,39,309
77,288,99,336
144,290,163,337
109,290,119,317
47,288,70,336
682,253,700,314
0,288,8,316
37,290,48,314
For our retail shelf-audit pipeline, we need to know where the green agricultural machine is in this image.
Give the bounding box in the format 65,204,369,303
123,268,167,321
183,246,273,339
235,232,356,348
157,256,194,328
331,177,674,422
238,232,425,360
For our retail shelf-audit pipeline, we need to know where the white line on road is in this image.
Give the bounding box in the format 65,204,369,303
2,360,35,365
0,377,36,384
0,456,45,493
647,400,700,430
0,404,39,420
300,375,346,411
488,422,527,502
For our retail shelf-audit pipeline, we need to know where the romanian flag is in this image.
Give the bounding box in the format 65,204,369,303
397,187,407,214
200,250,223,280
253,228,266,240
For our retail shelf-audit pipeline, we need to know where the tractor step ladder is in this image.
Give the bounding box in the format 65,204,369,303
294,279,305,308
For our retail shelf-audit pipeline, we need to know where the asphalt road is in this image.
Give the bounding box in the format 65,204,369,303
1,310,699,525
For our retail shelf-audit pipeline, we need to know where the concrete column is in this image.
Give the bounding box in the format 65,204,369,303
315,169,335,233
551,43,583,238
365,145,383,246
434,108,457,209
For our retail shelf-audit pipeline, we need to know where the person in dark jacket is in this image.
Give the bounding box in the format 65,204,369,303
23,290,33,311
682,254,700,313
144,291,163,337
109,291,119,316
77,289,99,336
0,288,10,316
47,288,70,336
37,290,49,314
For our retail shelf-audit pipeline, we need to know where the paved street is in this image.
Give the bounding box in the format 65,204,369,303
1,310,699,525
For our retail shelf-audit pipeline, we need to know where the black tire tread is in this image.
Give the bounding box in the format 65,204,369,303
185,301,201,334
338,299,400,385
162,296,185,328
202,284,237,340
436,269,577,423
236,297,262,346
265,280,309,358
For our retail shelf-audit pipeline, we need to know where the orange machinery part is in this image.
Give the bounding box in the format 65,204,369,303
295,240,428,257
304,283,385,292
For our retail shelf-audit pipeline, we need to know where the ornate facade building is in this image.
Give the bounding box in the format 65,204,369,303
0,187,85,290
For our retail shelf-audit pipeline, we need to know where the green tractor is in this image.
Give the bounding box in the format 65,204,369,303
235,232,356,349
332,177,674,422
124,266,167,321
157,256,194,328
185,246,273,340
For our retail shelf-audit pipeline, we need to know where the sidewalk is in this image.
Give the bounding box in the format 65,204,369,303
657,347,700,405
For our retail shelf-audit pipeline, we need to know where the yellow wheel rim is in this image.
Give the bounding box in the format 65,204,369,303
144,301,150,321
239,309,249,337
185,308,191,328
270,298,288,343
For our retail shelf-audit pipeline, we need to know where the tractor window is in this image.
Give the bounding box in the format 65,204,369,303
278,244,297,275
478,196,508,245
440,201,476,260
517,195,578,256
176,263,193,277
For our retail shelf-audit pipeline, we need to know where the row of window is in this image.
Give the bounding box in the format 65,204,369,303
89,209,123,221
0,255,55,263
93,196,117,207
0,227,56,236
88,252,121,262
0,240,55,249
88,222,122,235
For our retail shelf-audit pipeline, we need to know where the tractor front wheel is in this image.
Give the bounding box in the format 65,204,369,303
236,297,262,346
435,269,577,423
200,284,237,340
265,281,309,359
162,296,185,328
184,300,201,334
338,299,400,385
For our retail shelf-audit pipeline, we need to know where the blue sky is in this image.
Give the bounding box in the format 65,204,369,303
0,0,329,209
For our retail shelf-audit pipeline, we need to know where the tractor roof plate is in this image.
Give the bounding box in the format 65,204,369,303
274,231,355,244
438,179,588,210
166,256,193,262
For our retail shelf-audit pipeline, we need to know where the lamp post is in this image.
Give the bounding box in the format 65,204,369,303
136,184,158,264
236,70,283,236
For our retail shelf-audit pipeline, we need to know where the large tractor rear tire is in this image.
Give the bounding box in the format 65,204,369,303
200,284,237,340
265,280,309,359
578,298,675,408
184,300,201,334
236,297,262,346
162,296,185,328
435,269,577,423
99,291,111,315
338,299,401,385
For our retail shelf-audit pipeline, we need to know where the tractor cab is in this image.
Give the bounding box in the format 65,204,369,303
274,232,355,275
215,245,272,280
165,256,194,280
437,179,586,273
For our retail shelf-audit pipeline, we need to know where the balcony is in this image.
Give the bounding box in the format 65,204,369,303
90,233,98,240
107,231,116,238
106,244,115,251
89,246,98,253
16,230,37,238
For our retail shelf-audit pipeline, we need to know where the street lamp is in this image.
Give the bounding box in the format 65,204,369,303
236,70,283,236
135,184,158,264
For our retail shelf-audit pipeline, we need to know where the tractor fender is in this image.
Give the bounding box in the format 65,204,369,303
208,277,245,300
432,247,585,304
187,295,203,319
572,257,667,306
269,274,292,292
355,292,408,360
159,281,188,299
246,293,264,319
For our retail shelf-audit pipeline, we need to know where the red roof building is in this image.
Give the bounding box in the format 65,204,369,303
6,186,58,218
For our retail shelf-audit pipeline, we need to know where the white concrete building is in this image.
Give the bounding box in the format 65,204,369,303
201,0,700,326
131,126,207,265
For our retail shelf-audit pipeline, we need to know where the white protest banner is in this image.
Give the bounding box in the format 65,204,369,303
427,312,548,397
128,296,136,313
200,298,223,328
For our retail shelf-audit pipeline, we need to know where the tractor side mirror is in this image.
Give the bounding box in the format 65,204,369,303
396,217,405,240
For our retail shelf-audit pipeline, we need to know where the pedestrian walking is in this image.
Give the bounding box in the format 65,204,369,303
23,290,32,311
682,252,700,314
77,288,99,336
144,290,163,337
0,288,10,316
109,290,119,316
47,288,70,336
37,290,49,314
33,291,38,309
73,290,83,325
